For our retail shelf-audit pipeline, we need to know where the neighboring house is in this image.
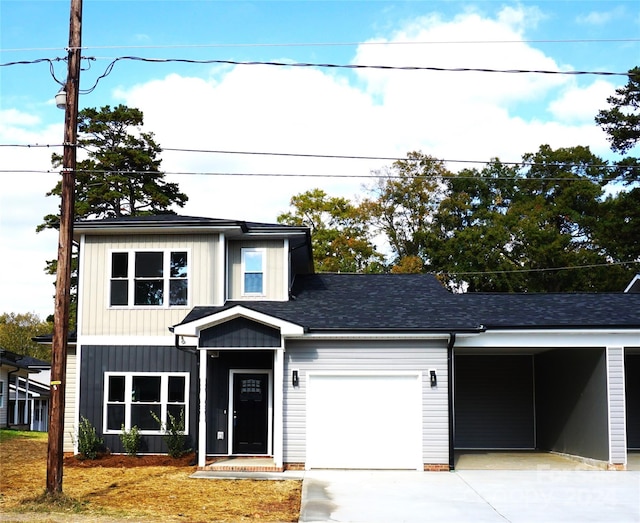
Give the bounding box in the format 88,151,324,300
55,215,639,470
0,349,50,431
625,274,640,293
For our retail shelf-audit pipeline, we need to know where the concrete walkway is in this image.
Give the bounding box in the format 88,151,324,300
299,469,640,523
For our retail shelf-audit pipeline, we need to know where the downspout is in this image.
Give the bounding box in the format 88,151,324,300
447,332,456,471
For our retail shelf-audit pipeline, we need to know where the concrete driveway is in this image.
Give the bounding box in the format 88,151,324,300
299,469,640,523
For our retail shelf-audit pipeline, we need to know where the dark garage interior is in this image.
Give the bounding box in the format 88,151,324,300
454,350,609,463
627,353,640,450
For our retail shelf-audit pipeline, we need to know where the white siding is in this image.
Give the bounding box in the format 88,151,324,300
64,346,77,452
607,346,627,464
0,368,7,427
227,240,286,301
283,339,449,466
80,234,220,337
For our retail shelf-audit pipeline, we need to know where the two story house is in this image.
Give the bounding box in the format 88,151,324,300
65,214,640,471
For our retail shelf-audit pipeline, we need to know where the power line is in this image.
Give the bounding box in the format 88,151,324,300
1,55,633,78
443,260,639,276
1,144,636,174
161,147,629,171
90,56,637,77
1,168,632,183
2,37,639,53
0,144,62,149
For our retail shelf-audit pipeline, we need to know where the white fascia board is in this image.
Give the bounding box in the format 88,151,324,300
78,335,176,346
286,332,452,341
75,224,244,238
241,231,308,240
455,329,640,349
172,305,304,338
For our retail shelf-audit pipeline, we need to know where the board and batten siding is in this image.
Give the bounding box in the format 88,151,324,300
607,346,627,464
227,240,286,301
79,234,220,337
282,339,449,466
78,345,198,454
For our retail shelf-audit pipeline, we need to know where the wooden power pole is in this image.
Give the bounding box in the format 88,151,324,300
47,0,83,495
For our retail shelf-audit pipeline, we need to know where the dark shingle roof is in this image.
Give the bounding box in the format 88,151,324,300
0,349,50,369
465,292,640,329
73,215,307,233
178,273,640,332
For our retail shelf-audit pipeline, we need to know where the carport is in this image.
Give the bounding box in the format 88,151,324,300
626,350,640,451
454,348,610,468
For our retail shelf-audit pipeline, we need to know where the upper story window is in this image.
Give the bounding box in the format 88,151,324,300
110,250,188,307
241,248,265,296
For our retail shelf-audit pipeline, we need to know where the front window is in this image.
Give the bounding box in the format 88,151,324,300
0,380,4,408
104,373,188,434
110,250,188,307
242,248,265,295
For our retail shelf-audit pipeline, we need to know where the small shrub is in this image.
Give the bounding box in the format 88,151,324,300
75,416,103,460
120,424,140,456
151,409,191,458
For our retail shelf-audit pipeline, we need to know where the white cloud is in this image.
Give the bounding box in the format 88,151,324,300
548,80,615,123
576,10,618,26
0,108,42,127
0,118,62,318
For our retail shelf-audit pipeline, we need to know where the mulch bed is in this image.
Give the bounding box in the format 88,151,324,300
64,452,196,468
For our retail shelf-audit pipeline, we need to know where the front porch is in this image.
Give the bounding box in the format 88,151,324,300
200,456,282,472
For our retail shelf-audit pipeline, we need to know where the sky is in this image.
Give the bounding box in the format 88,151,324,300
1,0,639,319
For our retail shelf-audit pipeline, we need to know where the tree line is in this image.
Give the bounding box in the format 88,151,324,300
279,67,639,293
2,67,638,357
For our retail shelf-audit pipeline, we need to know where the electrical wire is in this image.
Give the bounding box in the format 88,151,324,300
2,37,639,53
1,144,637,176
91,56,635,76
0,168,633,183
1,55,634,78
442,259,639,276
1,53,633,101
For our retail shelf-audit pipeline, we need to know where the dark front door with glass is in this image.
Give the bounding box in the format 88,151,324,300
232,373,268,454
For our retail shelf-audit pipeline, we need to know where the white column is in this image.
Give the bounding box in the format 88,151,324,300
606,346,627,468
273,347,284,469
198,349,207,468
24,377,30,425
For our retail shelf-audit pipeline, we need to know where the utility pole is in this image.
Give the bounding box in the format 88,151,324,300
47,0,82,495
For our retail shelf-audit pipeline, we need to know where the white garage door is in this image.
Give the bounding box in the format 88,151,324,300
306,372,423,470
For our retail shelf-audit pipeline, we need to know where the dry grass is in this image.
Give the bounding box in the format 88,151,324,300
0,430,301,522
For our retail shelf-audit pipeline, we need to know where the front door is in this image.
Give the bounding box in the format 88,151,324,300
231,372,269,454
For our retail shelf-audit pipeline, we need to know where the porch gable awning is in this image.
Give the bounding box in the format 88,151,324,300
171,305,304,348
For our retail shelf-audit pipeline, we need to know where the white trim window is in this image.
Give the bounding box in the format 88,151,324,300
0,380,4,408
109,250,188,307
104,372,189,434
241,248,265,296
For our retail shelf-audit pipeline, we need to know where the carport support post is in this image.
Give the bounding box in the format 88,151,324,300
606,346,627,469
273,347,284,469
447,333,456,471
198,348,207,468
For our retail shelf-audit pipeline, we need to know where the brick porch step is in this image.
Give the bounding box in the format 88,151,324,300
201,456,283,472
